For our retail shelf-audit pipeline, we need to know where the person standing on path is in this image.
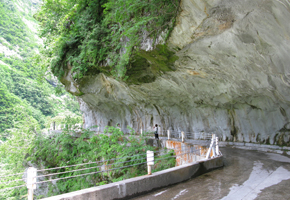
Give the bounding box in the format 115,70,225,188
154,124,159,140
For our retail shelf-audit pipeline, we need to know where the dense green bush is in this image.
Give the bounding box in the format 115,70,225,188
0,126,175,199
36,0,180,79
0,123,38,200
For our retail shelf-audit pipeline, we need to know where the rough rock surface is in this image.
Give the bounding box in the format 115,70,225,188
63,0,290,145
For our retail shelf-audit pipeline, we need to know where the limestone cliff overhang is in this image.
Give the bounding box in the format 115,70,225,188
61,0,290,145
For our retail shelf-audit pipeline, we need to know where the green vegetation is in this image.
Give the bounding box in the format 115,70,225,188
0,60,81,136
0,0,82,137
0,123,38,200
126,44,179,84
0,1,178,199
0,0,39,55
0,64,52,132
36,0,180,80
0,125,175,199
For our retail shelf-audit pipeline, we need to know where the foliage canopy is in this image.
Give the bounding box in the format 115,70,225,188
36,0,180,80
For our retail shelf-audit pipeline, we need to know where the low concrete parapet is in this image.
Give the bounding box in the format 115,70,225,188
41,156,223,200
219,141,290,155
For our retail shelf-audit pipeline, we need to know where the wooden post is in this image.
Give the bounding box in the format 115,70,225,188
141,128,143,136
27,167,37,200
53,121,55,130
167,130,170,140
147,150,154,175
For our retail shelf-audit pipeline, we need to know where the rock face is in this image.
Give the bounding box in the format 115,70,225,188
63,0,290,145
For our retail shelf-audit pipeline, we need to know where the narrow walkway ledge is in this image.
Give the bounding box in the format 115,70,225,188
41,156,223,200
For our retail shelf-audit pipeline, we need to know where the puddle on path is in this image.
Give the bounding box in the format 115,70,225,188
221,161,290,200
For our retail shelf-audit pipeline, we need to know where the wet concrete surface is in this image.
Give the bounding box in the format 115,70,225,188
131,147,290,200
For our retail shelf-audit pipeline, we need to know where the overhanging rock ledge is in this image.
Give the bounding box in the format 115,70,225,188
62,0,290,145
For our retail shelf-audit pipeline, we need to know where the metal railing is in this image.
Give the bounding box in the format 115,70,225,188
48,126,213,141
0,145,203,199
106,128,214,141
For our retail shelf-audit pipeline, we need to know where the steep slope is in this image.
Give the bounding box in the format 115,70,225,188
0,0,81,135
58,0,290,145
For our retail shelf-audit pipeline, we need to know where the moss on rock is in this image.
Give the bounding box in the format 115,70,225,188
126,44,179,85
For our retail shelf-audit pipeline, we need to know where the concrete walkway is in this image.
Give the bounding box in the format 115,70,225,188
132,147,290,200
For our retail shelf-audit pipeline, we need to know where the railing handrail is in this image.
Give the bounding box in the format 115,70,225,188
0,145,204,194
1,131,219,199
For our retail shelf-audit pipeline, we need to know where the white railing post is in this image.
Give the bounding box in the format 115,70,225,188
27,167,37,200
206,134,214,159
181,131,185,143
97,126,100,134
141,128,143,136
216,137,219,156
212,134,216,157
147,150,154,175
167,130,170,140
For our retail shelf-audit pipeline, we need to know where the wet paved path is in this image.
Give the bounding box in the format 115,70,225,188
131,147,290,200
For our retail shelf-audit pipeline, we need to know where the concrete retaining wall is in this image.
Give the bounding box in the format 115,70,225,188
41,156,223,200
219,141,290,155
146,138,215,166
165,140,207,166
